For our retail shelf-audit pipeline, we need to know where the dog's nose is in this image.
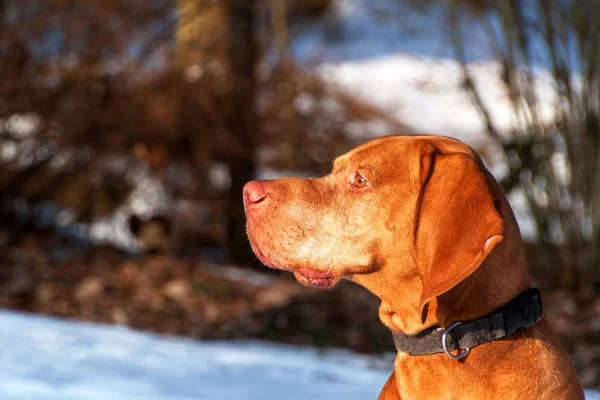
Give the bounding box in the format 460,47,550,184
243,180,267,207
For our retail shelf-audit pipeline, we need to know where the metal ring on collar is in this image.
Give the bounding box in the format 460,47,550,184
442,321,471,360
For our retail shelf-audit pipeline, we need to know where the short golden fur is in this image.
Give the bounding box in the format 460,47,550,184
243,135,584,399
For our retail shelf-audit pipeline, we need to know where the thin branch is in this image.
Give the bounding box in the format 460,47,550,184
448,1,503,144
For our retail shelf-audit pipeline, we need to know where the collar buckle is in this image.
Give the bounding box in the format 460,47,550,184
500,288,544,336
441,321,471,360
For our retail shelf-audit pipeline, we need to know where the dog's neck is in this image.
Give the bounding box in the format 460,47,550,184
357,210,530,336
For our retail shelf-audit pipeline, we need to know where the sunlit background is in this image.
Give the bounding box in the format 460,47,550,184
0,0,599,396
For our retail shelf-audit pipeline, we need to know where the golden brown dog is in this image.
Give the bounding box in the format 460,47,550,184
243,135,584,400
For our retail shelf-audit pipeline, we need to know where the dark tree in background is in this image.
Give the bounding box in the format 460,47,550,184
176,0,258,263
227,0,259,263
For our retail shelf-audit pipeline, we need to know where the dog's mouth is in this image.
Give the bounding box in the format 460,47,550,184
293,269,337,288
248,231,338,289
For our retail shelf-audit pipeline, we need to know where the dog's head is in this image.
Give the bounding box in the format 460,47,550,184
244,136,504,320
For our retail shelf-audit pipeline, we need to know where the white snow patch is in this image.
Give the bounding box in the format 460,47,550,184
0,311,597,399
319,56,557,142
0,311,391,400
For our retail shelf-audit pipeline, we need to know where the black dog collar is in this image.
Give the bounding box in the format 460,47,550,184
392,288,543,359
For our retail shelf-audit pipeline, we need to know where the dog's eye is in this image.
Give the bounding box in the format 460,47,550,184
351,172,369,189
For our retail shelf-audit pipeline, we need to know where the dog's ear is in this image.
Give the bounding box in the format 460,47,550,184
414,150,504,323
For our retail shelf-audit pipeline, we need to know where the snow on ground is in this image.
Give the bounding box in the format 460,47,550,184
0,311,390,400
319,56,557,145
0,311,598,400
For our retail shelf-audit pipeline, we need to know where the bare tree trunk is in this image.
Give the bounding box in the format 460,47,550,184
269,0,300,169
175,0,258,264
226,0,258,264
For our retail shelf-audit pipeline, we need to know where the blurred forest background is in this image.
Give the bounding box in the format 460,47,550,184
0,0,599,388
